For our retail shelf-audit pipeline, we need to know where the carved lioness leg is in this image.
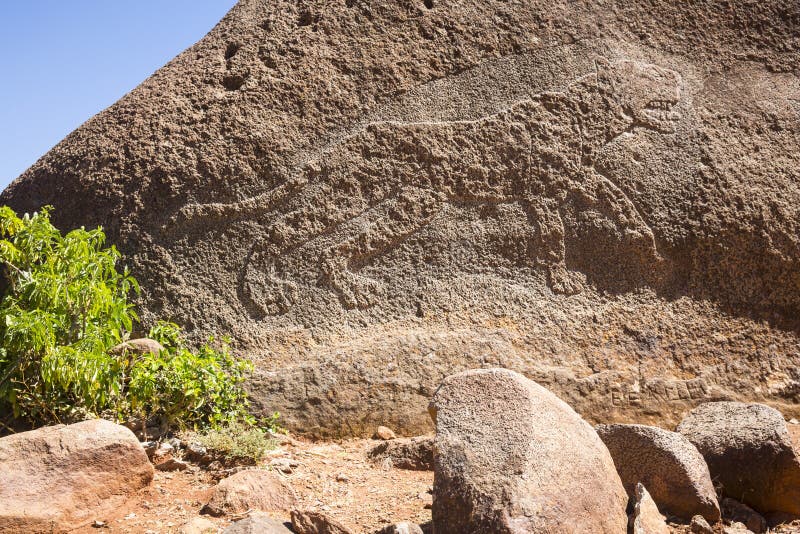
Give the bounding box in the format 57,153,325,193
320,186,444,310
527,197,584,296
582,168,661,263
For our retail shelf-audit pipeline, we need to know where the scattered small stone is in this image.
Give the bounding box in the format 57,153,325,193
179,516,218,534
291,510,353,534
373,426,397,441
141,441,158,459
223,513,293,533
721,498,767,534
92,520,107,528
270,457,299,474
185,443,210,464
724,522,755,534
168,437,182,449
336,473,349,482
690,515,715,534
152,441,175,461
377,522,424,534
156,458,189,472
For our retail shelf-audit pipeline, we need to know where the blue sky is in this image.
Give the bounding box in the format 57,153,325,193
0,1,237,190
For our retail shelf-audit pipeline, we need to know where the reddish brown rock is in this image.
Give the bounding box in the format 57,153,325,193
290,510,353,534
430,368,628,533
678,402,800,517
373,426,397,441
597,423,720,521
0,419,153,533
202,469,296,517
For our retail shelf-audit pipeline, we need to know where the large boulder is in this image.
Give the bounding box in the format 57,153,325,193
596,423,720,521
202,469,297,517
4,0,800,437
0,419,154,532
430,368,628,533
677,401,800,516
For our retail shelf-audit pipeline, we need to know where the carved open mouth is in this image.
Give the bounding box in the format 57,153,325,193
643,99,679,123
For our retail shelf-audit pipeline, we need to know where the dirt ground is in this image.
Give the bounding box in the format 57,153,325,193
72,437,433,534
67,426,800,533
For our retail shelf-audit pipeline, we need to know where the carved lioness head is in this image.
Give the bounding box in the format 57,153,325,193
597,58,682,133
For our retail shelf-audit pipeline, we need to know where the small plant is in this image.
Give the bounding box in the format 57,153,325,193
186,421,277,465
0,206,255,431
127,322,254,430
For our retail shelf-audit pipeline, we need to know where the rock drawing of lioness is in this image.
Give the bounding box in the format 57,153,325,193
171,58,682,314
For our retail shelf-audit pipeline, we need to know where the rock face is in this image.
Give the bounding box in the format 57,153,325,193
3,0,800,436
596,423,720,521
0,419,154,533
202,469,297,517
367,436,434,471
430,368,628,533
677,402,800,516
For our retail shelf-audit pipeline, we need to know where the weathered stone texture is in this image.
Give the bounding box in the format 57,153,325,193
430,368,628,533
3,0,800,435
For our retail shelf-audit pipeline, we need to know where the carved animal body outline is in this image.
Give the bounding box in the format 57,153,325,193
170,58,683,315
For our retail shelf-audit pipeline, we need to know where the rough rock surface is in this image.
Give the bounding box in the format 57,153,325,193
376,523,425,534
0,419,154,532
373,426,397,441
630,484,671,534
596,423,719,521
720,498,767,534
223,514,294,534
109,338,165,356
180,517,218,534
367,436,434,471
690,515,715,534
677,402,800,516
3,0,800,436
201,469,296,517
290,510,354,534
430,368,627,533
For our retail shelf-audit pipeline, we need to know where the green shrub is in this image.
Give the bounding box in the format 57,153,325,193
186,420,277,465
0,206,254,431
130,322,253,429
